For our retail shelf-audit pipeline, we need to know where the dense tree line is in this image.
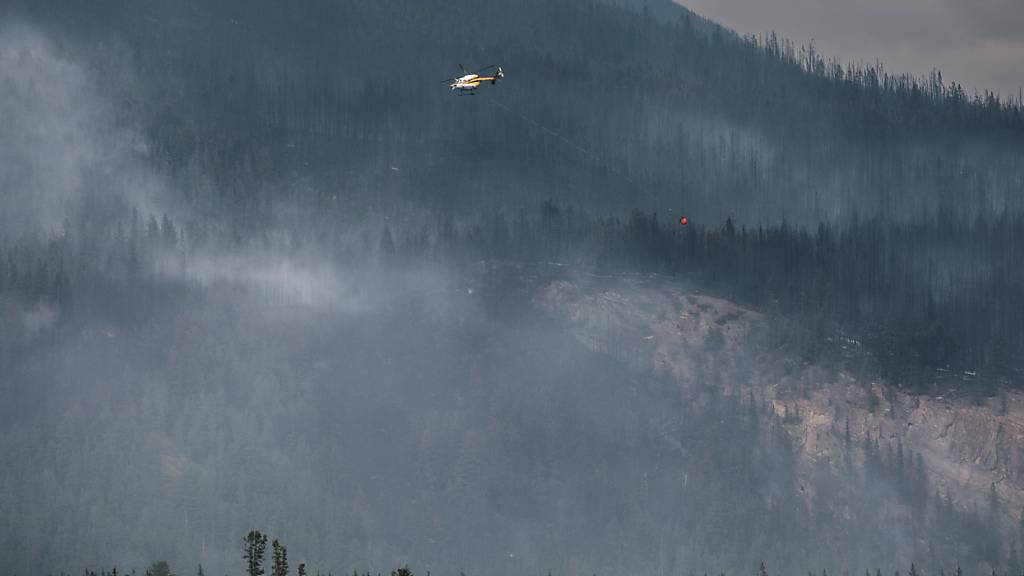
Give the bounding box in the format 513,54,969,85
4,0,1024,573
2,201,1021,573
4,201,1021,394
13,0,1024,227
478,204,1024,392
6,206,1015,569
6,0,1022,388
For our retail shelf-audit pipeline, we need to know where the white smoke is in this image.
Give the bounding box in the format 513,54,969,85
0,24,165,236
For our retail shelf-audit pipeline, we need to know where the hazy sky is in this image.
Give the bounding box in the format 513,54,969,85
679,0,1024,100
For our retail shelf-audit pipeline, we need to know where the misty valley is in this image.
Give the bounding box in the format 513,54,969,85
2,1,1024,575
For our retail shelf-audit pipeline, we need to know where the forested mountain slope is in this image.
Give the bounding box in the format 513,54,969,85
9,0,1024,226
541,271,1024,572
3,255,1019,576
2,1,1024,575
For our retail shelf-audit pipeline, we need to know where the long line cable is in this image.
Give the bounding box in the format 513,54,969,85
482,93,599,164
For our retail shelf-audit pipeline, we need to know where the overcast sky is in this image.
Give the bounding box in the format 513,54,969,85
678,0,1024,100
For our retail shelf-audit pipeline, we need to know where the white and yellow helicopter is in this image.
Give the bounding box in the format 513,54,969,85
442,64,504,95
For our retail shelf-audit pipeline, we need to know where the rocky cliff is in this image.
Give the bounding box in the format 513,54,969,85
537,272,1024,530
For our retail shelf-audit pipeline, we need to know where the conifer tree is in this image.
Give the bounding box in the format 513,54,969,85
990,483,1001,518
1019,505,1024,543
272,539,289,576
145,562,174,576
380,227,396,258
844,417,851,449
244,530,269,576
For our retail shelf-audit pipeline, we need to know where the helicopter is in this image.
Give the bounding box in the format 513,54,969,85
442,64,504,95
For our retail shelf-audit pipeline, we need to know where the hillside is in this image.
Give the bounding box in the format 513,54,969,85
3,258,1018,576
9,0,1024,227
2,1,1023,575
539,271,1024,546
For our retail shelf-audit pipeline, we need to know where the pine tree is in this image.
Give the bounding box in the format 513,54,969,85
1008,543,1021,576
380,227,396,258
161,213,178,248
896,437,905,489
990,483,1001,519
146,214,161,246
145,562,174,576
272,539,289,576
298,564,306,576
1019,505,1024,544
244,530,269,576
760,561,769,576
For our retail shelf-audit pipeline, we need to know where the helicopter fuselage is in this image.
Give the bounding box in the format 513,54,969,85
451,74,482,91
448,68,502,93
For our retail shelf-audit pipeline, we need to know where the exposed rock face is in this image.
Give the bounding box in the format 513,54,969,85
538,273,1024,528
